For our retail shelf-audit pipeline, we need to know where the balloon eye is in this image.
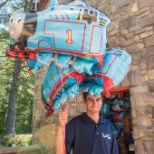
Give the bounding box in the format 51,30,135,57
17,17,21,23
10,17,13,23
69,8,75,11
88,9,95,16
51,7,55,11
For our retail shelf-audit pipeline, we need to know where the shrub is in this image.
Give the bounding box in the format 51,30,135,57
0,134,32,147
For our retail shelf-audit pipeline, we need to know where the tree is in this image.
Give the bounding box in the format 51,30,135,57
0,0,33,135
5,60,23,134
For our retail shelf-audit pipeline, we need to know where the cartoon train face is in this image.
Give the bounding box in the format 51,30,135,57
9,13,37,50
8,0,111,66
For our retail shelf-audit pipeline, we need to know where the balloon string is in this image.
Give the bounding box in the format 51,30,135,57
63,126,66,154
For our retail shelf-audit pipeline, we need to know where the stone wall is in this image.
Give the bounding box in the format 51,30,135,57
0,145,43,154
32,0,154,154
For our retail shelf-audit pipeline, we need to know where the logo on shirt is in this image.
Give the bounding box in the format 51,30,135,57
102,133,111,139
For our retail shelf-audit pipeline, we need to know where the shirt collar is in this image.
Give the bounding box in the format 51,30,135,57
81,112,104,124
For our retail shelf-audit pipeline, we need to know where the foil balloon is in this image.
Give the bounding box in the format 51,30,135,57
42,48,131,117
7,0,111,73
100,96,130,139
6,0,132,117
80,48,132,97
42,62,85,117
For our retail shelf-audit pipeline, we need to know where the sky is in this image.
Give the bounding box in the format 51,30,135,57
0,0,24,32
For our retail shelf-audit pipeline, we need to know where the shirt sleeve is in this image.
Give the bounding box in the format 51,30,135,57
65,118,76,154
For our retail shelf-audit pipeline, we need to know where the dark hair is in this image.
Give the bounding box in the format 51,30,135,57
83,92,89,101
83,92,103,101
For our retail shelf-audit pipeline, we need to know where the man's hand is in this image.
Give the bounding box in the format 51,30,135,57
58,109,68,128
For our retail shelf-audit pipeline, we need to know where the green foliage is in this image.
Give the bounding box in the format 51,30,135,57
0,0,35,136
0,134,32,147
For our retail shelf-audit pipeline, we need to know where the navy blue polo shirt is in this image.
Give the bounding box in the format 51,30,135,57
66,112,119,154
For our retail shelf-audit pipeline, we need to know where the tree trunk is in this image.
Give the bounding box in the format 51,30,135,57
5,60,22,135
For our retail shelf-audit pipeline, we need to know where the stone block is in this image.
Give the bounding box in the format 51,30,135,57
139,14,154,27
137,11,150,19
124,44,140,53
130,84,149,95
121,73,131,87
33,121,40,128
110,29,119,36
120,29,129,35
77,105,86,113
131,108,137,118
130,93,154,108
108,36,120,47
148,81,154,92
120,16,136,29
137,0,153,9
117,0,132,8
140,75,149,83
146,127,154,137
0,145,43,154
108,24,114,32
140,31,153,39
134,29,145,35
135,141,145,154
140,70,147,76
129,24,141,32
68,109,77,117
134,7,149,16
131,94,147,107
34,124,57,149
133,127,145,139
131,53,142,65
142,47,154,57
130,71,140,86
131,2,139,13
139,59,147,70
143,141,154,154
148,69,154,80
133,117,153,127
147,57,154,70
145,26,153,32
142,93,154,105
134,36,143,43
136,107,153,118
137,43,144,49
119,37,128,47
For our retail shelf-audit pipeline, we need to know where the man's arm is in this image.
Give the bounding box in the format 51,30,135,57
56,109,68,154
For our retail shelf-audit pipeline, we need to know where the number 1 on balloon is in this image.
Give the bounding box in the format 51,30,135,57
66,30,73,44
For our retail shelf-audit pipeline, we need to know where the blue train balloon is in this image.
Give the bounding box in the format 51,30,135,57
80,48,132,97
7,0,111,71
6,0,132,117
42,48,131,116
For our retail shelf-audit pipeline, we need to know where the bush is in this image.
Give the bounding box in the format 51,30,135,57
0,134,32,147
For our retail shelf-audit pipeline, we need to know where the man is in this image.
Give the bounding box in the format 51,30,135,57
56,92,119,154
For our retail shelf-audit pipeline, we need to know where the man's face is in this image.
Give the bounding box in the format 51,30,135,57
85,94,103,113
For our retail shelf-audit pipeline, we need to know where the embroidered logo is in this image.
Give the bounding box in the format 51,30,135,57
102,133,111,139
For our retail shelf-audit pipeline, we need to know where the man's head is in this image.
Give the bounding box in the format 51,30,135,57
83,92,103,114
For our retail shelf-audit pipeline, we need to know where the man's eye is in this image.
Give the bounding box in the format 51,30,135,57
87,99,92,102
97,98,102,102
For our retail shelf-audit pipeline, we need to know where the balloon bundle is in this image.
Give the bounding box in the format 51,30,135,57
100,95,129,138
7,0,131,117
